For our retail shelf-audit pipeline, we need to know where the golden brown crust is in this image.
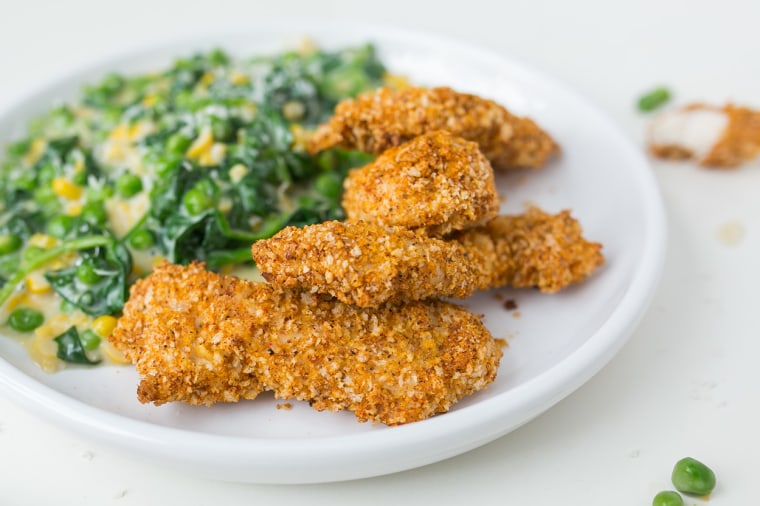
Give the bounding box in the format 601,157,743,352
455,207,604,293
252,209,604,305
309,86,559,170
110,262,502,425
252,221,480,307
701,105,760,167
341,131,500,235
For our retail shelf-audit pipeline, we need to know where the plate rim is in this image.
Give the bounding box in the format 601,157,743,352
0,21,667,483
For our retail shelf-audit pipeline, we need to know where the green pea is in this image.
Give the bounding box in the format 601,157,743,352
129,229,155,250
166,133,192,155
652,490,683,506
0,234,22,255
7,307,44,332
314,172,343,200
76,260,102,285
47,215,75,239
155,154,182,176
116,173,143,198
80,201,108,226
13,171,37,191
183,189,212,215
671,457,716,496
638,87,671,112
79,329,101,351
60,298,78,314
23,245,46,262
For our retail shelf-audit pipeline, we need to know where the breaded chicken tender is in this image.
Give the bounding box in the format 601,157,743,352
252,208,603,306
252,220,480,307
308,86,559,170
455,207,604,293
110,262,502,425
649,103,760,168
341,131,500,235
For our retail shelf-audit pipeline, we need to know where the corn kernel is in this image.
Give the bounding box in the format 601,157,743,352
200,72,215,87
25,272,51,294
141,94,158,107
101,341,130,364
6,292,29,312
229,163,248,184
109,124,130,141
290,124,310,151
383,73,410,89
67,203,83,216
52,177,83,200
186,127,214,159
229,72,249,86
92,315,118,338
198,142,226,166
24,138,47,166
28,233,58,249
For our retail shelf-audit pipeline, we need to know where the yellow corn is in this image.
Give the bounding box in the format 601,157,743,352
66,203,83,216
383,73,410,89
5,292,29,312
229,163,248,184
229,72,249,86
141,94,158,107
109,124,130,141
101,341,130,365
92,315,118,338
25,272,51,294
186,128,214,159
28,233,58,249
200,71,215,87
23,138,47,166
289,124,310,151
198,143,226,166
52,177,83,200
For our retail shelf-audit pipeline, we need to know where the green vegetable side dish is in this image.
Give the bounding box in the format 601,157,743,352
652,490,683,506
638,86,672,112
0,42,388,370
671,456,716,496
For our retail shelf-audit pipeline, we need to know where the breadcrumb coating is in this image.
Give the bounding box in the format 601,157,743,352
341,131,500,235
455,207,604,293
649,103,760,168
308,86,559,170
252,208,603,306
252,221,479,307
110,262,502,425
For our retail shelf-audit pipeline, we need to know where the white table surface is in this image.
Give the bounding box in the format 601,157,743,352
1,0,758,504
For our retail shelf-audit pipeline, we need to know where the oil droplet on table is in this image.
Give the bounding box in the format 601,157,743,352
717,221,745,246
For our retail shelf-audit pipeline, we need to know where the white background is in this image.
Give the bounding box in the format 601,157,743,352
1,0,759,504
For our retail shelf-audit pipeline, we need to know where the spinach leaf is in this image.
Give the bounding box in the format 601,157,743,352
45,226,132,317
53,326,100,365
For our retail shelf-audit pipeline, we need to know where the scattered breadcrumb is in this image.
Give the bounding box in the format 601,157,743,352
110,262,502,425
342,131,500,235
503,299,518,311
309,86,558,170
276,403,292,410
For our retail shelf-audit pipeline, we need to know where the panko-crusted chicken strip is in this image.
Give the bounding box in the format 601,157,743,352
455,207,604,294
252,208,603,306
649,103,760,168
252,220,480,307
341,131,500,235
308,86,559,170
110,262,502,425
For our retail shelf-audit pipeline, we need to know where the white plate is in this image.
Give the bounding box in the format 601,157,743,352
0,23,666,484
